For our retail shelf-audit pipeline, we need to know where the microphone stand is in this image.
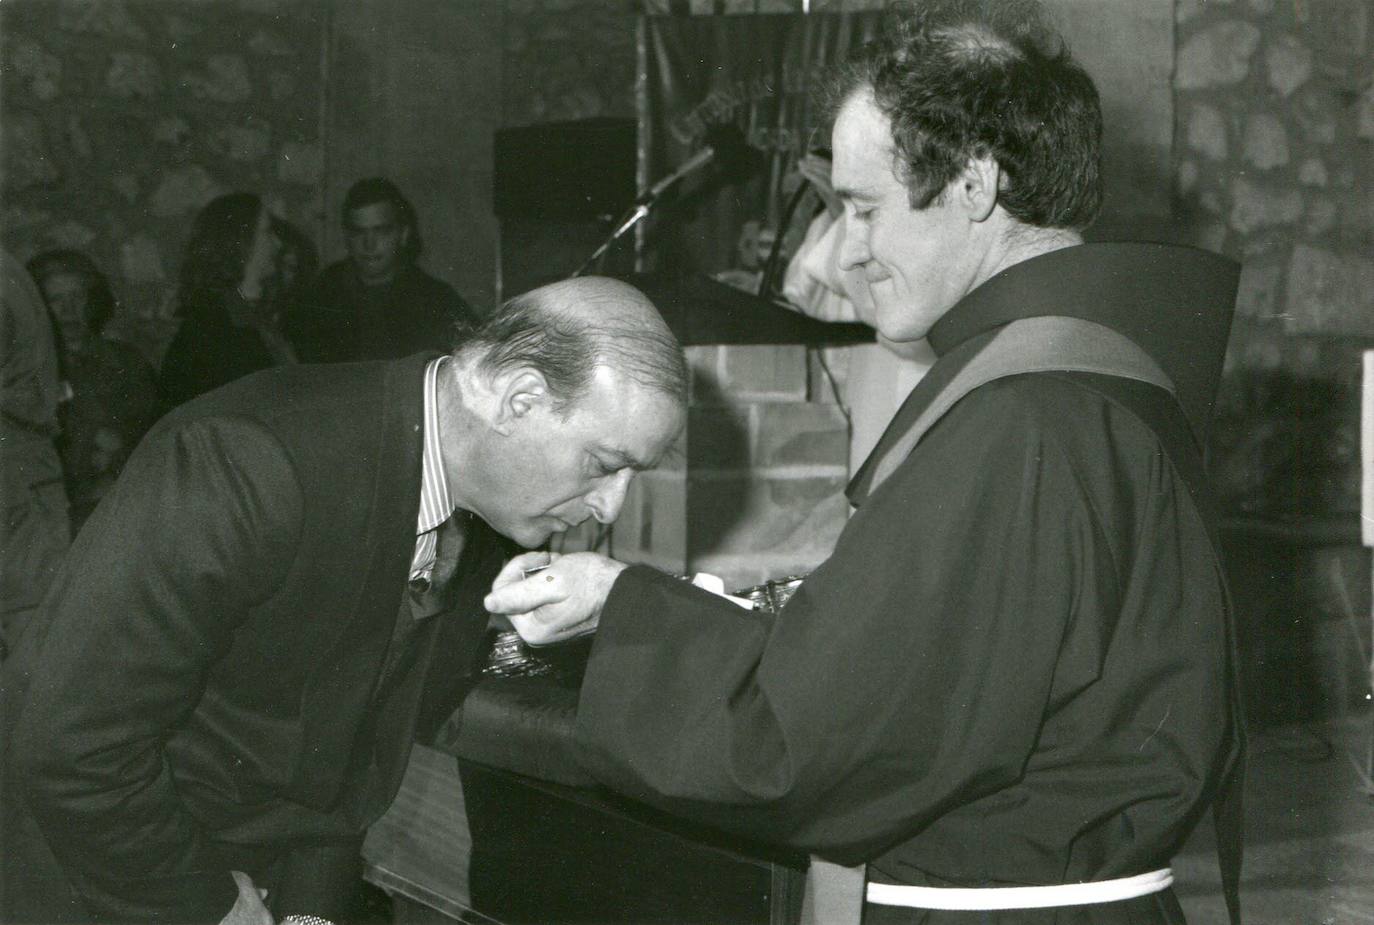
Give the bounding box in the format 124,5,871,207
571,146,716,278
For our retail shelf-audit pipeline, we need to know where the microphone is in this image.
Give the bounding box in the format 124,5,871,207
637,124,759,205
572,124,761,277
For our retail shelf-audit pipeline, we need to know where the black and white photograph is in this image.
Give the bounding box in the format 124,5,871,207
1,1,1371,923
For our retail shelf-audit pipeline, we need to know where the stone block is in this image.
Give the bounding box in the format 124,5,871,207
1294,88,1338,145
1192,222,1230,255
1176,160,1200,197
59,0,148,41
46,222,97,250
1242,112,1289,170
151,165,222,217
154,116,192,147
1176,0,1207,24
1297,157,1328,187
2,111,60,190
276,142,322,186
11,38,62,101
1185,103,1228,161
1223,318,1286,372
1199,186,1225,217
1264,33,1312,97
107,52,160,99
216,124,271,162
717,344,807,399
811,348,850,406
1234,258,1284,320
688,472,848,558
1358,87,1374,140
120,236,166,284
1176,21,1261,89
165,14,204,42
65,116,92,160
1297,0,1368,61
624,471,688,566
249,29,293,57
685,345,721,403
687,404,752,470
270,72,297,102
753,402,848,469
184,55,252,103
1283,244,1374,337
113,174,140,203
1228,177,1303,234
1337,176,1374,239
1303,197,1337,237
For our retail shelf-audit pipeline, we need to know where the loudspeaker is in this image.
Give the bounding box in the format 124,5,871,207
492,117,636,222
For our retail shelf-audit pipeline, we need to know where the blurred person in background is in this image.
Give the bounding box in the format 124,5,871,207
158,192,297,411
27,249,159,534
0,249,69,658
1,277,684,924
291,177,478,363
270,216,320,358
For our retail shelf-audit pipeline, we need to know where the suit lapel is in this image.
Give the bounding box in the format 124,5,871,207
296,354,433,789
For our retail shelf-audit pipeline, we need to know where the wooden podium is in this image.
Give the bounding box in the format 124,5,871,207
363,671,806,924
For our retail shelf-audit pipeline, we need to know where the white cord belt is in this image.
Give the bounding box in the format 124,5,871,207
866,867,1174,911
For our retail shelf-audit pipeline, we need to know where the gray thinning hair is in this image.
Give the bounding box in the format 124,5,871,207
461,277,687,412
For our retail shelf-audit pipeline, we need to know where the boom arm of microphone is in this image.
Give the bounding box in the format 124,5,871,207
570,145,719,278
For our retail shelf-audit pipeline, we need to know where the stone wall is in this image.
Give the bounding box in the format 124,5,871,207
1175,0,1374,518
1,0,326,362
6,0,1371,600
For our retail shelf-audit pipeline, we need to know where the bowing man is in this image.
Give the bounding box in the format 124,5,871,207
1,277,685,924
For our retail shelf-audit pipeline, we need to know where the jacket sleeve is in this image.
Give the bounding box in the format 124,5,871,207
13,416,303,921
573,381,1120,863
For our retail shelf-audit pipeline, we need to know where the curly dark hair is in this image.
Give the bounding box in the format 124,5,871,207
26,249,119,335
177,192,263,316
826,0,1102,231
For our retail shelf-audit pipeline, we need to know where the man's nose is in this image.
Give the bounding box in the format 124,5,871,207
837,219,869,272
587,470,634,525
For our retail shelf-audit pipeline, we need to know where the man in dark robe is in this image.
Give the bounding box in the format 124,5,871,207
484,3,1244,923
0,278,685,924
289,177,479,363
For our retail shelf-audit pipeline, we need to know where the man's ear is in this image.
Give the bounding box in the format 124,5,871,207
955,155,1001,223
491,368,551,435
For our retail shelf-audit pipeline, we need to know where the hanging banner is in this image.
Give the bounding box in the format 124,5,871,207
638,4,1174,286
640,12,881,290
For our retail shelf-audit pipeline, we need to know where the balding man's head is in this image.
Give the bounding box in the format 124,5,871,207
444,277,686,547
460,276,687,412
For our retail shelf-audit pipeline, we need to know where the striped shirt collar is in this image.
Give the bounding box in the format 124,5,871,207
417,356,456,535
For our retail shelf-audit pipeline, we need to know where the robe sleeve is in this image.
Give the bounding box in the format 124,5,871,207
13,416,303,920
573,380,1124,864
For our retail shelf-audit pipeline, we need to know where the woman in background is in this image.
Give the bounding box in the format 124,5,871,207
27,249,159,533
158,192,295,410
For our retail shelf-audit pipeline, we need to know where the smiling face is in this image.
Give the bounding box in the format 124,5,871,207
345,200,410,286
831,91,980,343
460,365,684,548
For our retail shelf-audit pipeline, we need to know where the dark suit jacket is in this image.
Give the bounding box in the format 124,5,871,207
158,300,285,411
288,261,477,364
2,353,510,922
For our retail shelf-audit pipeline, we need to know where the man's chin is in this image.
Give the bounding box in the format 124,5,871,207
511,521,567,549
